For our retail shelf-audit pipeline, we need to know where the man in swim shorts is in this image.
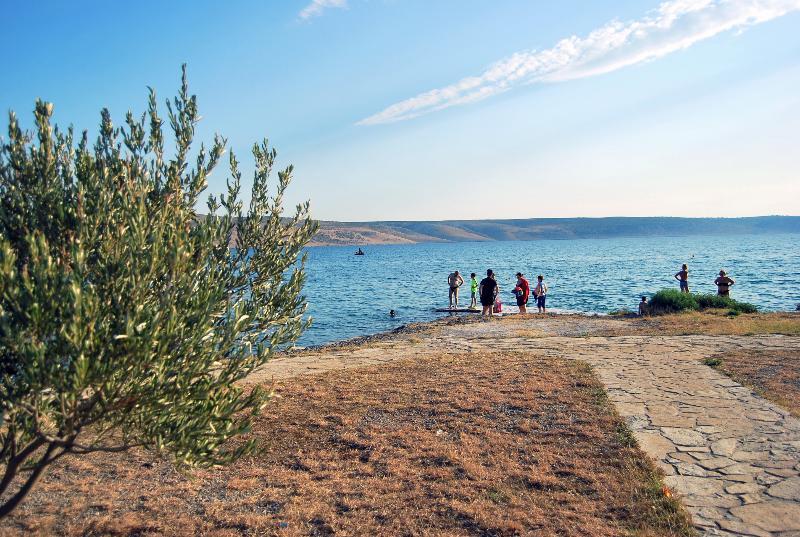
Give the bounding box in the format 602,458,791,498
514,272,530,314
448,270,464,309
675,264,689,293
479,269,498,316
714,270,735,297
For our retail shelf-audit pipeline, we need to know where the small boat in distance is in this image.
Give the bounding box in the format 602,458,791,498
355,248,365,256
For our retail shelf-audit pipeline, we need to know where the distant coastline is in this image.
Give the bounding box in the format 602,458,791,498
308,215,800,247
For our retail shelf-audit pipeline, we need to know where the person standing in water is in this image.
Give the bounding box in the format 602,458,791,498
479,269,499,316
448,270,464,309
514,272,530,314
714,270,735,297
469,273,479,309
534,275,548,313
675,264,689,293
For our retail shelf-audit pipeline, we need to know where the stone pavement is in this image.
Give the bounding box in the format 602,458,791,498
254,320,800,536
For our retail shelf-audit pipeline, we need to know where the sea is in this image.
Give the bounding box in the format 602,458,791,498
297,233,800,347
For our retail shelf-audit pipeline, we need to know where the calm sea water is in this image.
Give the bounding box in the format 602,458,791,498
297,234,800,347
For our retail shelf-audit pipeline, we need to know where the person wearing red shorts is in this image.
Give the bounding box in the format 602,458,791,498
514,272,530,314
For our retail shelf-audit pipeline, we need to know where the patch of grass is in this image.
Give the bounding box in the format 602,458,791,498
1,352,695,537
596,311,800,337
484,487,510,506
514,328,548,338
632,471,695,537
615,423,637,449
648,289,757,315
609,308,635,317
704,347,800,417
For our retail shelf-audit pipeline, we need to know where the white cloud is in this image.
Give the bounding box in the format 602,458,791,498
299,0,347,20
358,0,800,125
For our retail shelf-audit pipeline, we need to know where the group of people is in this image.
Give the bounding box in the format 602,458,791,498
638,264,738,315
448,270,548,316
445,263,740,318
673,264,736,296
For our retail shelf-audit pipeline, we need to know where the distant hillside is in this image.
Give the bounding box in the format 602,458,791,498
309,216,800,246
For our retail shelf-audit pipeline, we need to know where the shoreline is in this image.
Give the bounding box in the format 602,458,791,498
292,308,799,352
290,311,609,352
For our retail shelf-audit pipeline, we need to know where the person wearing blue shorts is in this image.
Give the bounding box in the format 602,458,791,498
534,275,548,313
674,264,689,293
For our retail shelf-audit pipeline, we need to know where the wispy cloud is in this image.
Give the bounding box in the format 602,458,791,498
299,0,347,20
358,0,800,125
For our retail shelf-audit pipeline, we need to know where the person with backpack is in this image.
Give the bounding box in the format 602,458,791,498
534,275,548,313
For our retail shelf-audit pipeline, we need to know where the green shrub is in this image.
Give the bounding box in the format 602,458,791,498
647,289,757,315
695,293,757,313
0,67,318,517
648,289,699,314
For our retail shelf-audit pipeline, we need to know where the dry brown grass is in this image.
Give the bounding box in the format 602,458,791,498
595,311,800,337
704,347,800,417
1,352,693,537
513,328,549,339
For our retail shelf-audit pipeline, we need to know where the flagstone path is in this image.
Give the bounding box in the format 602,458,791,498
252,317,800,536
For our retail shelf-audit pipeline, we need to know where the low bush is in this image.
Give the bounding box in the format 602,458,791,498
696,293,757,313
648,290,698,314
648,289,757,315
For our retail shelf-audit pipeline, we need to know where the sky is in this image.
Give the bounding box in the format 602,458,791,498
2,0,799,221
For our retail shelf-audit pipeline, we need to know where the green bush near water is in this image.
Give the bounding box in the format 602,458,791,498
648,289,757,315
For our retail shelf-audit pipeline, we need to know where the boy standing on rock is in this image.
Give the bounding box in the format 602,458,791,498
469,273,479,309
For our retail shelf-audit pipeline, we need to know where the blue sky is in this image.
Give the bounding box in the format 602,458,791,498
2,0,799,221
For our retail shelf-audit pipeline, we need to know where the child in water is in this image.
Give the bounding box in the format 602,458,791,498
469,273,478,309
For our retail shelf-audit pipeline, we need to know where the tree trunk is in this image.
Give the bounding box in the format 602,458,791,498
0,441,57,519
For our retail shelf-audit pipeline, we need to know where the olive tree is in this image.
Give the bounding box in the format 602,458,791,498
0,67,317,517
